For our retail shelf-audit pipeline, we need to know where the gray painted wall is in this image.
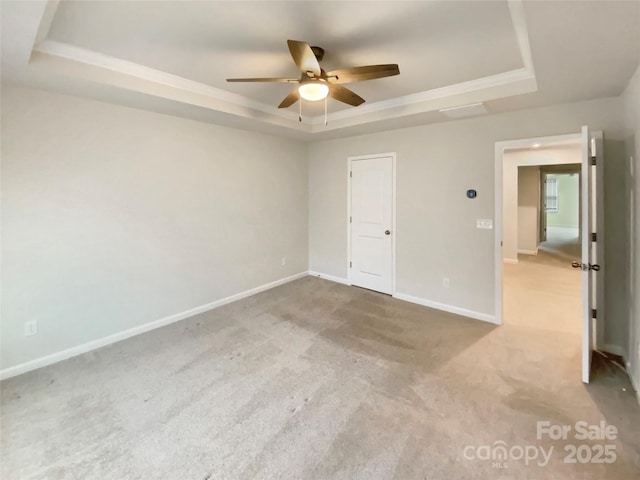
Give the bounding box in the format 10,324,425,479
621,64,640,392
517,166,539,253
308,96,628,350
603,138,632,354
1,85,309,370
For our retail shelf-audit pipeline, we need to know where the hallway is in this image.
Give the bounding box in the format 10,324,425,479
539,225,581,260
504,249,581,335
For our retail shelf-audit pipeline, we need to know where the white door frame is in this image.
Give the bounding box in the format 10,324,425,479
494,133,581,325
590,131,605,351
347,152,397,295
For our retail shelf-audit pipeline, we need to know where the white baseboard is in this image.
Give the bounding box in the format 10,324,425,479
308,275,498,326
308,270,351,286
503,258,519,264
518,248,538,255
0,271,308,381
602,344,626,357
393,292,498,325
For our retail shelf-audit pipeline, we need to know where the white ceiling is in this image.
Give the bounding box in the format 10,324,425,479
2,1,639,141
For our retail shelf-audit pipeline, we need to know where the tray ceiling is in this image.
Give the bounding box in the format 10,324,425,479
2,1,638,140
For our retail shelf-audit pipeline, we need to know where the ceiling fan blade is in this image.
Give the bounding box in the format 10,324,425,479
287,40,321,77
227,77,298,83
278,89,300,108
327,64,400,84
329,84,365,106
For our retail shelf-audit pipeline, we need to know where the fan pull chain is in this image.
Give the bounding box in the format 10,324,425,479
299,100,302,122
324,96,328,126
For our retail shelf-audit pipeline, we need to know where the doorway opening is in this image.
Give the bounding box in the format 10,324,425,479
504,146,582,339
494,129,604,383
539,169,581,260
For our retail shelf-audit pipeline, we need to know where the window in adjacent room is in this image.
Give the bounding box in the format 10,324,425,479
545,178,559,212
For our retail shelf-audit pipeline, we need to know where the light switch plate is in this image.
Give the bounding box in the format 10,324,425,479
476,219,493,230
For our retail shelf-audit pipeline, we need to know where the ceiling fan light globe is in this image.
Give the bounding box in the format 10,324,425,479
298,82,329,101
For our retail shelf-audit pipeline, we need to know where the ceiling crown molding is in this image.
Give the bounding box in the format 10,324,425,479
33,40,306,128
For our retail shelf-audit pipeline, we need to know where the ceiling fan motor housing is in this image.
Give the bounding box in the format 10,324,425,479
310,46,325,62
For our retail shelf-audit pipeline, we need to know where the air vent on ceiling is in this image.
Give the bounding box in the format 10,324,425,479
439,102,488,119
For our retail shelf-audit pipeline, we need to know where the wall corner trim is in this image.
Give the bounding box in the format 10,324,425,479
0,271,308,381
632,375,640,408
393,292,498,325
307,271,351,286
623,355,640,409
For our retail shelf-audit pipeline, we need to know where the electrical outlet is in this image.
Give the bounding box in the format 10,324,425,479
442,277,450,288
281,257,287,266
24,320,38,337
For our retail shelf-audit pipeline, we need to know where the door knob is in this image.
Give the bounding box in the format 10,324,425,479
385,230,391,235
571,262,600,271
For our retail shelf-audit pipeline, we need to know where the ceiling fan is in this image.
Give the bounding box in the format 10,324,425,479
227,40,400,111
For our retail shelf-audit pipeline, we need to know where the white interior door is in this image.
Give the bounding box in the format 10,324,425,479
580,125,597,384
350,155,394,294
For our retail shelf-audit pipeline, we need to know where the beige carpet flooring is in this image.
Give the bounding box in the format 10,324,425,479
504,249,582,334
539,226,581,260
1,276,639,479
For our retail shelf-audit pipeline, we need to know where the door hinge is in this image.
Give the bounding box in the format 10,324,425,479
350,216,352,223
349,261,352,268
591,156,596,166
350,171,352,178
592,308,597,319
591,232,596,242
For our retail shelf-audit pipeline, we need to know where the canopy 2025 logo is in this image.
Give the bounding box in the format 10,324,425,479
463,420,618,469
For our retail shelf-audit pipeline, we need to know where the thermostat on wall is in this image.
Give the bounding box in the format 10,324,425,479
466,189,477,199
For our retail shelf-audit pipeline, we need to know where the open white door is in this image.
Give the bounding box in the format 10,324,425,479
579,125,601,384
